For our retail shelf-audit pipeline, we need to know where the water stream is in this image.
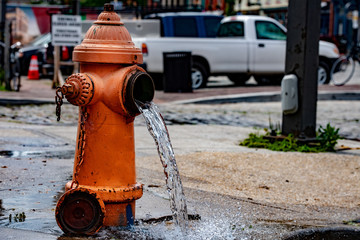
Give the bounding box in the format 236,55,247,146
137,101,189,234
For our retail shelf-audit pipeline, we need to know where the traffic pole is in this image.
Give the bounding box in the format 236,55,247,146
282,0,321,139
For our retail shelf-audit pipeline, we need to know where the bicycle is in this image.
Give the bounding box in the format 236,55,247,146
0,41,22,91
9,42,22,91
330,43,359,86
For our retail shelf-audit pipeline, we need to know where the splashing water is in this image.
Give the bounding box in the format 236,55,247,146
137,101,189,233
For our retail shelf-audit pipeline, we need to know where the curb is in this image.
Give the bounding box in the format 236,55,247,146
0,98,55,106
172,91,360,104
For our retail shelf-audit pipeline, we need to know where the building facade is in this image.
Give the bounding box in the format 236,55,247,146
6,7,29,43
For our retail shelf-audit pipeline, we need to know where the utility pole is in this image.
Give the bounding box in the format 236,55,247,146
4,20,10,90
282,0,321,139
72,0,80,15
0,0,6,68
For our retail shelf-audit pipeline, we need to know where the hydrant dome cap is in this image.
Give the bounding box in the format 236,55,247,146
73,4,143,64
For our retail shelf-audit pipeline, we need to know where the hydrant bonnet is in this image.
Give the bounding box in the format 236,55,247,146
73,3,143,64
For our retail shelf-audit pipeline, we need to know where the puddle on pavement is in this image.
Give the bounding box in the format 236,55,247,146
0,190,253,239
0,208,251,239
0,150,75,159
0,147,75,235
0,196,62,234
53,213,252,239
0,183,68,234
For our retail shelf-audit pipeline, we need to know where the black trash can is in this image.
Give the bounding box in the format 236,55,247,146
163,52,192,93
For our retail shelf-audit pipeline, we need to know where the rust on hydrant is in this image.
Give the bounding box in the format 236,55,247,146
55,3,154,235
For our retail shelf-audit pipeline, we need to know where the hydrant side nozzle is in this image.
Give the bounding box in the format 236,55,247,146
123,71,155,115
63,73,95,107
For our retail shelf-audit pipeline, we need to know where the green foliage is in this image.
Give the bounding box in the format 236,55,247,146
224,0,236,16
30,0,44,4
343,220,360,227
267,116,281,136
80,0,109,7
240,133,317,152
317,123,340,152
0,67,5,91
267,134,298,152
240,124,341,153
240,133,270,148
9,212,26,223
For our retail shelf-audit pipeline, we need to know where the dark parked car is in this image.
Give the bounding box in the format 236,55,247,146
144,12,223,38
18,33,73,77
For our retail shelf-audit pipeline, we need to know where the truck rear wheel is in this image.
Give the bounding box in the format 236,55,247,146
227,74,250,85
192,62,208,89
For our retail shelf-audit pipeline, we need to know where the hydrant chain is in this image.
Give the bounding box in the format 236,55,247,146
71,106,88,189
55,88,64,121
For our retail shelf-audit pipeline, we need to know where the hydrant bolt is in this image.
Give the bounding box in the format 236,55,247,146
61,83,74,95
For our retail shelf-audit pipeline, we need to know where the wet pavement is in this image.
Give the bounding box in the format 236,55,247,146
0,76,360,239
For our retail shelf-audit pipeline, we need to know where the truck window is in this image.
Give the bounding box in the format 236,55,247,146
217,21,244,37
255,21,286,40
204,17,222,37
173,18,198,37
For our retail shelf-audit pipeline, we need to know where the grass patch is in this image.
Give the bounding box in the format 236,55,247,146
0,67,5,91
240,123,341,153
0,84,6,91
343,220,360,227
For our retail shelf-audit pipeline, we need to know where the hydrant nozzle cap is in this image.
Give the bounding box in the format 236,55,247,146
94,4,121,25
73,4,142,64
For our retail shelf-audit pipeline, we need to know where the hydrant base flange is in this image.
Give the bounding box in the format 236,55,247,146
65,181,143,203
64,181,143,227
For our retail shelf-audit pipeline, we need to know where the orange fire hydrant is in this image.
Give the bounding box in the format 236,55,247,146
55,4,154,235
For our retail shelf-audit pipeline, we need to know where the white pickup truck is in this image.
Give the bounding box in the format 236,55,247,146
133,15,340,89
